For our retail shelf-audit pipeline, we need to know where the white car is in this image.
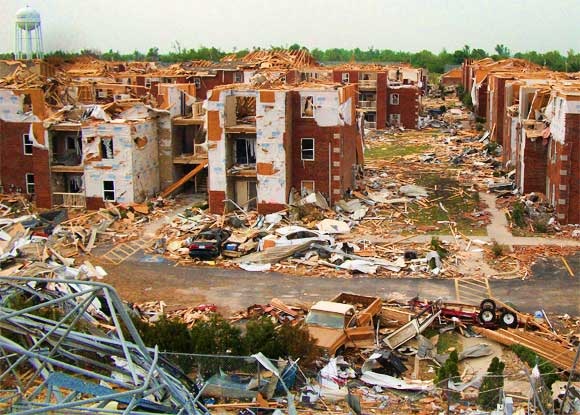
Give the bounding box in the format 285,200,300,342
260,226,334,250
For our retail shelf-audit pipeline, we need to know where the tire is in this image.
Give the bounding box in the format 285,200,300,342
480,299,496,313
500,309,518,328
478,309,495,324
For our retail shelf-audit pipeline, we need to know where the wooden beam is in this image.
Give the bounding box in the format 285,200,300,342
160,160,208,198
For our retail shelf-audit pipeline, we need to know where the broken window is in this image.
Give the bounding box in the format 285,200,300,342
103,180,115,201
21,94,32,113
301,138,315,161
301,95,315,118
100,138,114,159
341,73,349,83
193,78,201,88
67,175,83,193
389,114,401,126
23,134,33,155
301,180,315,195
234,137,256,165
234,72,243,83
25,173,35,194
390,93,400,105
235,96,256,124
364,112,376,122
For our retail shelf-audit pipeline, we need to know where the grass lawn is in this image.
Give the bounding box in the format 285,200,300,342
405,173,488,236
437,331,463,354
365,143,430,161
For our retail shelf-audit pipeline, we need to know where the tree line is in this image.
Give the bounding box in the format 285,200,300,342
1,43,579,74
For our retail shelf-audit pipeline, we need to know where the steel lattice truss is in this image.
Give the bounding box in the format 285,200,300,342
0,276,209,415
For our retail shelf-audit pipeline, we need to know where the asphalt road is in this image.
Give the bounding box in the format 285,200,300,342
100,251,580,316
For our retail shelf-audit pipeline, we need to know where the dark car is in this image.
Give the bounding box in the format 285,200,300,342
188,229,232,260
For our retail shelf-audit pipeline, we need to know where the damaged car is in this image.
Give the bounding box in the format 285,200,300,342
188,229,232,260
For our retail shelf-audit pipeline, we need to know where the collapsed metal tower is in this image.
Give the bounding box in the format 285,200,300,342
0,276,209,414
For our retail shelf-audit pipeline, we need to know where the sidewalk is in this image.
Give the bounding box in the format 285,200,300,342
366,193,580,248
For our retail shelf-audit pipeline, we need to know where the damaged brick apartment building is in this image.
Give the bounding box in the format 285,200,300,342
331,64,426,129
463,58,580,224
204,83,363,214
0,50,423,214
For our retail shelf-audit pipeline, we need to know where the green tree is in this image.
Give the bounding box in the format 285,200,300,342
146,47,160,62
494,44,511,58
244,318,283,357
478,357,505,410
471,48,488,59
436,350,460,384
188,314,243,354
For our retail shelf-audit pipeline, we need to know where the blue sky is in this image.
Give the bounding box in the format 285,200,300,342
1,0,578,54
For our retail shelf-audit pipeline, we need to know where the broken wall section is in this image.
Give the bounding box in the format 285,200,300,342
255,90,288,211
82,119,160,208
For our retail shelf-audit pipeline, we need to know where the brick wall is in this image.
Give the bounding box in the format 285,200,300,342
86,196,105,210
376,73,388,129
195,71,236,100
208,190,226,214
502,115,517,168
548,114,580,224
520,137,548,194
0,121,51,208
290,92,336,202
386,86,419,129
462,59,473,91
492,78,508,145
476,80,488,119
257,202,287,214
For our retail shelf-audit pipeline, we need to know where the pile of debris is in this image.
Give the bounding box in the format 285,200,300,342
497,192,577,236
131,300,218,327
0,195,177,285
0,276,208,415
147,191,463,278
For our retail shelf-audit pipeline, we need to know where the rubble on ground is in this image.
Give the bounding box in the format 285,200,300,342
115,288,580,414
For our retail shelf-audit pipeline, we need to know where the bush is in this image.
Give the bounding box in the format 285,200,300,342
436,350,459,384
533,219,548,233
462,92,473,109
430,237,449,259
244,318,283,358
244,318,321,366
512,202,526,228
478,357,505,410
510,345,559,388
131,316,196,372
491,240,506,257
190,314,244,355
277,323,321,366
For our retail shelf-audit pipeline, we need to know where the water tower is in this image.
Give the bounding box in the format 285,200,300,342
15,6,44,60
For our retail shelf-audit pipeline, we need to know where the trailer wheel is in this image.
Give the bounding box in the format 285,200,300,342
480,299,496,313
478,309,495,324
500,309,518,328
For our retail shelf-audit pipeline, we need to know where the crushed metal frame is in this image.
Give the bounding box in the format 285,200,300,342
0,276,209,415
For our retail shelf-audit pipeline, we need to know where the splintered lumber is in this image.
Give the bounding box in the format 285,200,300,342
561,256,575,277
161,160,208,198
473,327,576,370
